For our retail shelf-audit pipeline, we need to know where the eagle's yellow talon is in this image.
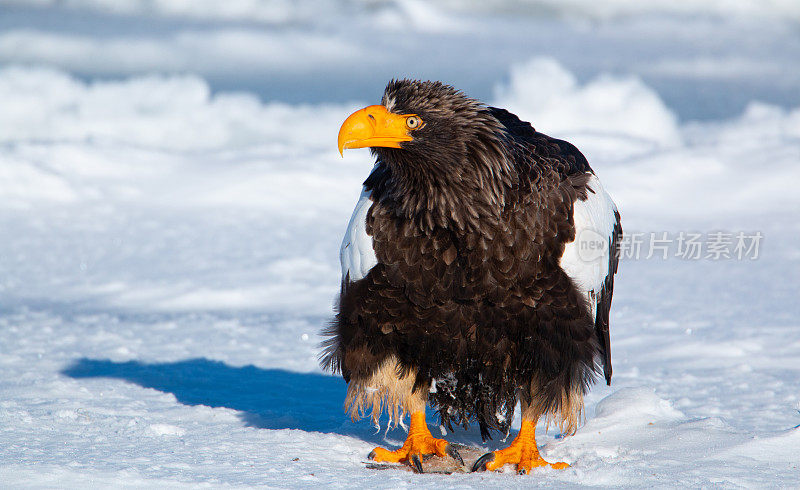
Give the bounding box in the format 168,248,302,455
480,419,569,473
367,412,452,468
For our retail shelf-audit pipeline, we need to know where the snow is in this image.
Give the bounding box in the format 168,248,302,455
1,1,800,487
494,58,681,146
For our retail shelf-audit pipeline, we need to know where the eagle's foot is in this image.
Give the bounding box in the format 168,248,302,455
471,420,569,474
367,412,463,473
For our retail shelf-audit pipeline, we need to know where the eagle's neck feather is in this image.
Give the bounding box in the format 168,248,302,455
369,133,518,234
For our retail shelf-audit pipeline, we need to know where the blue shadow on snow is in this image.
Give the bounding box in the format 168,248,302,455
61,357,490,447
64,359,354,434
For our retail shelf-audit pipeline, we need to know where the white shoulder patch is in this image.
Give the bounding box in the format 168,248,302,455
559,173,618,318
340,187,378,283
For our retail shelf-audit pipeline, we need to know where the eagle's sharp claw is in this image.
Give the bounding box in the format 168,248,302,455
410,454,424,473
446,444,464,466
471,452,495,472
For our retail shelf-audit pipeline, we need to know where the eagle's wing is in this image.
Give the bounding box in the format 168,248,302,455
559,173,621,385
340,187,378,284
489,106,622,384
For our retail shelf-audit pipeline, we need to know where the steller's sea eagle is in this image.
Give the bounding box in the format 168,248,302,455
322,79,622,474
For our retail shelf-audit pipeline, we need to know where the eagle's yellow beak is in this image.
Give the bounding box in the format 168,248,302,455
337,105,413,156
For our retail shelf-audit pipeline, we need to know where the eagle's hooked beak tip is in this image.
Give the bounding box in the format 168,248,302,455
337,139,352,157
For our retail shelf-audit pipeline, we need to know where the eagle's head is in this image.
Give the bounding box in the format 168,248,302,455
338,79,515,231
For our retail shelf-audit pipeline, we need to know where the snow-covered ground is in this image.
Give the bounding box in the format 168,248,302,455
1,1,799,487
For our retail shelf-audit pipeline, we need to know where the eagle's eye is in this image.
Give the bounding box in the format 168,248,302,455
405,116,422,130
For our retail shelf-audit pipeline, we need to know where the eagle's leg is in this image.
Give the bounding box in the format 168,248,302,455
367,388,463,472
471,418,569,474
